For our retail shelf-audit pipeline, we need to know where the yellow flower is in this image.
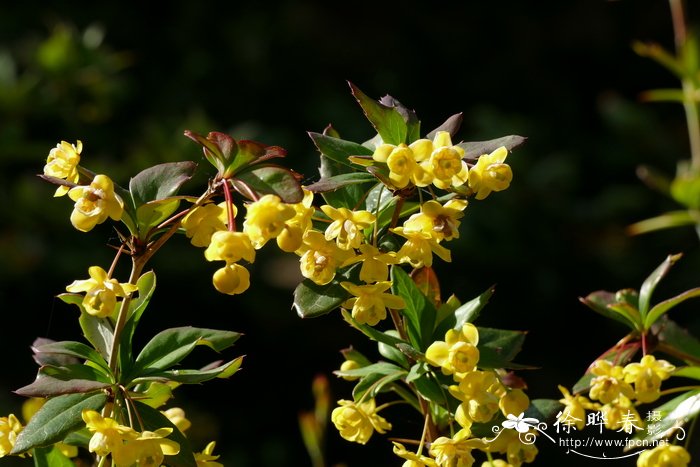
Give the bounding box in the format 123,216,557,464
481,460,511,467
637,444,690,467
403,199,468,241
162,407,191,433
243,194,296,248
372,142,434,188
321,205,375,250
82,409,137,457
600,395,643,431
588,360,634,404
68,174,124,232
342,244,398,283
424,131,468,190
623,355,675,403
44,140,82,196
298,231,352,285
182,202,230,247
0,414,23,457
113,428,180,467
212,263,250,295
393,227,451,268
340,281,406,326
428,429,480,467
468,147,512,200
425,323,480,378
557,385,597,430
339,360,362,381
195,441,224,467
277,189,315,252
331,399,391,445
450,370,503,424
393,441,437,466
204,230,255,265
66,266,138,318
499,389,529,418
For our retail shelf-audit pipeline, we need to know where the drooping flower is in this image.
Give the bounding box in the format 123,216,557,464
112,428,180,467
331,399,391,445
468,147,512,200
392,441,437,467
637,444,691,467
0,414,23,457
499,390,530,419
212,263,250,295
66,266,138,318
277,189,315,252
195,441,224,467
243,194,296,248
340,281,406,326
428,429,481,467
321,205,375,250
392,227,451,268
204,230,255,265
588,360,634,404
67,174,124,232
403,199,468,241
623,355,675,403
44,140,82,196
162,407,191,434
298,231,353,285
182,202,230,247
342,244,398,283
425,323,480,378
82,409,138,458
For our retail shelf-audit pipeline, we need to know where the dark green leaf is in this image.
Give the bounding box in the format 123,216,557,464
225,139,267,176
15,373,110,397
334,361,405,379
434,286,495,339
147,356,243,384
32,341,109,374
340,309,413,350
133,401,197,467
378,331,410,368
654,316,700,362
133,327,241,376
316,155,372,209
458,136,527,160
406,362,428,383
426,113,464,140
79,314,114,363
579,291,639,330
412,372,453,406
33,445,76,467
305,172,377,193
391,266,436,351
525,399,563,423
308,132,373,169
30,338,79,367
349,82,408,145
11,392,107,454
232,165,303,203
184,130,230,172
640,254,682,318
645,287,700,328
351,366,407,401
476,327,527,369
293,264,359,318
119,271,156,376
129,161,196,207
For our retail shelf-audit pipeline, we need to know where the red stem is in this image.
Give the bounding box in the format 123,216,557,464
222,179,236,231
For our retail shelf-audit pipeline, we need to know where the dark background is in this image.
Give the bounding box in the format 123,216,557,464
1,1,699,465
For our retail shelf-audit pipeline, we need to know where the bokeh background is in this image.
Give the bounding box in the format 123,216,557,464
2,1,700,465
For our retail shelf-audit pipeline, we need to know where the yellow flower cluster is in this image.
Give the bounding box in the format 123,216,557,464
66,265,138,318
330,398,392,445
0,414,23,458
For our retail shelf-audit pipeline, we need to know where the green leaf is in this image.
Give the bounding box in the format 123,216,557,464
671,173,700,209
316,155,373,209
32,340,110,374
305,172,377,193
525,399,563,423
476,327,528,369
334,361,405,379
147,356,243,384
639,253,682,318
30,338,79,367
293,264,359,318
15,372,110,397
645,287,700,329
673,366,700,380
348,82,409,145
308,132,373,170
639,88,686,103
434,286,495,339
458,136,527,160
129,161,196,208
633,390,700,444
11,392,107,454
391,266,436,351
78,314,113,363
33,445,76,467
412,372,453,406
232,164,303,203
133,401,197,467
135,198,181,235
378,93,421,142
579,291,640,330
340,309,413,350
654,316,700,362
346,363,407,401
627,210,699,235
184,130,231,173
119,271,157,375
132,327,240,377
378,330,410,368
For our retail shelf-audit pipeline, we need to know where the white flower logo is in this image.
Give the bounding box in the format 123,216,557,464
502,412,539,433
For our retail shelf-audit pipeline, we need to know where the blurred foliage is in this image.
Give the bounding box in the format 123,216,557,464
1,1,700,466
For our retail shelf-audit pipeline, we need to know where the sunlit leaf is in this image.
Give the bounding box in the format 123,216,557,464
232,164,303,203
458,136,527,160
639,253,682,318
349,82,409,145
645,287,700,329
129,161,196,208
